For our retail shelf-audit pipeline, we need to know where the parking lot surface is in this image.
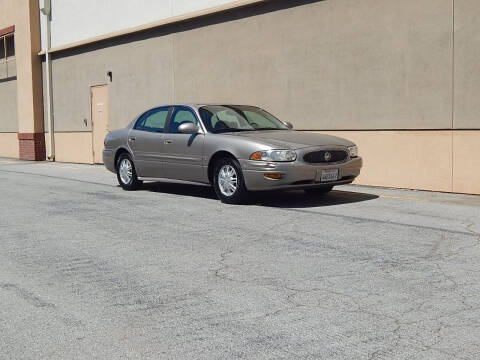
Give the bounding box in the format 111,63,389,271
1,158,480,360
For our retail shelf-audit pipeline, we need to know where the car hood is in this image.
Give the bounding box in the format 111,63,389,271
228,130,355,149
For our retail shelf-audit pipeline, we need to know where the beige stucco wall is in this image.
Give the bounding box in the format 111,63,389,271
44,132,94,164
0,58,17,78
43,0,480,194
0,0,44,134
174,0,454,130
452,131,480,194
454,0,480,129
322,130,480,195
43,32,174,133
0,78,18,132
321,131,454,193
0,133,19,158
48,0,457,133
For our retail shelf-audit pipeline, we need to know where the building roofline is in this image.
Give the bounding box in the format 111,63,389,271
38,0,267,56
0,25,15,37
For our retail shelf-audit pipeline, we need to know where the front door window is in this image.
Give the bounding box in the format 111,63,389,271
168,108,198,133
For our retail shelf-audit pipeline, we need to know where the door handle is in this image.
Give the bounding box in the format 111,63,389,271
128,137,136,142
164,139,172,144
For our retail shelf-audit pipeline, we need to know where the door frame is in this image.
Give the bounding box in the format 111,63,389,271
162,105,206,182
90,84,109,164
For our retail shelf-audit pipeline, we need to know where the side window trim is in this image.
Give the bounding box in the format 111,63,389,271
134,110,150,131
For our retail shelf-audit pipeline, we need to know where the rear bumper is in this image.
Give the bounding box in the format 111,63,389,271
240,157,362,191
103,149,116,173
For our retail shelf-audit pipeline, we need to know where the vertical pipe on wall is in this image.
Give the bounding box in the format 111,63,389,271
41,0,55,161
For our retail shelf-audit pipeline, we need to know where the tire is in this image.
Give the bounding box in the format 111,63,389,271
116,153,142,190
304,185,334,196
213,157,249,204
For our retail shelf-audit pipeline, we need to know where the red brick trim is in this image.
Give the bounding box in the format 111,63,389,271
0,25,15,37
18,133,46,161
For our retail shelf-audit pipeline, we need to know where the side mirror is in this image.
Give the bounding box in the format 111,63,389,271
285,122,293,129
178,122,200,134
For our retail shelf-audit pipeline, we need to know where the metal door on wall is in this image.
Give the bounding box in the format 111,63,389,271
91,85,109,164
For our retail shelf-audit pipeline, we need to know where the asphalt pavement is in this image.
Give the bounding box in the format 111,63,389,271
1,158,480,359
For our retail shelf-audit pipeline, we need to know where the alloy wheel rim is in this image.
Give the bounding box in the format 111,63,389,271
119,159,133,184
218,164,238,197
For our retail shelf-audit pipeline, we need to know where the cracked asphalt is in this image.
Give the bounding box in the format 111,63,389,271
1,158,480,359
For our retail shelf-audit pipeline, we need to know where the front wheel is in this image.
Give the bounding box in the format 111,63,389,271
213,158,249,204
116,153,142,190
304,185,334,196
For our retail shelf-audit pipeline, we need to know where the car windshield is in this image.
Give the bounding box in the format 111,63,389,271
199,105,289,134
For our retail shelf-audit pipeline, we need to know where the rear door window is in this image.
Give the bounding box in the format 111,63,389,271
135,107,170,132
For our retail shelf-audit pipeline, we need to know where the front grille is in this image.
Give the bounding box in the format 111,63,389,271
303,150,348,164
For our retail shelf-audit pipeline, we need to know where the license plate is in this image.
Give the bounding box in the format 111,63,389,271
319,169,339,182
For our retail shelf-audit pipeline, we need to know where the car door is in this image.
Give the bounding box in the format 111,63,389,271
127,106,171,178
163,106,206,182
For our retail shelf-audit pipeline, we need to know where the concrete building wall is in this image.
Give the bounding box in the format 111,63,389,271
48,0,456,131
43,0,480,194
453,131,480,194
0,78,18,132
39,0,262,50
0,75,20,158
43,31,174,133
0,0,44,160
454,0,480,129
0,133,20,158
174,0,454,130
321,130,454,192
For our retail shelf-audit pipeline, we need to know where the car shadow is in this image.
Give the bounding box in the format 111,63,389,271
251,189,379,208
139,182,379,208
140,181,218,200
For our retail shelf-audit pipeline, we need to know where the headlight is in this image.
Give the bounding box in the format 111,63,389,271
348,145,358,158
250,150,297,162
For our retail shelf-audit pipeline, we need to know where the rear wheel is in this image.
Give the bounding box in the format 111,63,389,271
304,185,333,196
213,158,249,204
116,153,142,190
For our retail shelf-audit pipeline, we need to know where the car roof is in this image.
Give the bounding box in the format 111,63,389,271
152,104,262,110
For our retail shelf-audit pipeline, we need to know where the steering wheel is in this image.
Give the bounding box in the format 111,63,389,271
214,120,230,131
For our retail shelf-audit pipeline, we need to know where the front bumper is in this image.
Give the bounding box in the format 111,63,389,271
240,156,363,191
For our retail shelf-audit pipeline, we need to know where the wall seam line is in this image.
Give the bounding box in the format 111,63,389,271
171,0,175,102
451,0,455,193
172,36,176,103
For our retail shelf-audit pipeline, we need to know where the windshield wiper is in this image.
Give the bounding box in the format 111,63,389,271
253,128,286,131
215,128,255,133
